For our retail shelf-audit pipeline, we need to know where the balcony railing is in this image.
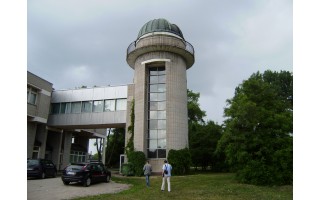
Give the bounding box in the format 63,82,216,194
127,40,195,56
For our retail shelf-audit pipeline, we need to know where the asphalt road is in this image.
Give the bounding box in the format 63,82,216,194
27,176,131,200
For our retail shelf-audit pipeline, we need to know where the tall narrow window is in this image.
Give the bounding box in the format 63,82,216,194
27,86,38,105
147,66,166,158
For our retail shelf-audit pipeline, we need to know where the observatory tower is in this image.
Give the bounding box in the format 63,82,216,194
126,18,195,171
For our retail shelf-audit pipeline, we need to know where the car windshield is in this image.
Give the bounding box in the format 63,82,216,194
66,164,87,171
27,159,39,167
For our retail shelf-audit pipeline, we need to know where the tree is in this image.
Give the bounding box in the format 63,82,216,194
187,89,206,125
104,128,125,167
187,90,225,171
217,70,293,185
94,137,104,162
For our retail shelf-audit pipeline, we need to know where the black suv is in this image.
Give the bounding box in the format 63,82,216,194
27,159,57,179
61,162,111,187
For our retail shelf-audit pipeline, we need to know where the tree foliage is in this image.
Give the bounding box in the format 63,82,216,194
187,89,206,125
187,89,226,171
168,148,192,175
104,128,125,168
217,70,293,185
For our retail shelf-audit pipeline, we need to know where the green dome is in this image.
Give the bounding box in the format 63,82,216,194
137,18,184,39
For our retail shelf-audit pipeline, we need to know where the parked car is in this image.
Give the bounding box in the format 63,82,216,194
61,162,111,187
27,158,57,179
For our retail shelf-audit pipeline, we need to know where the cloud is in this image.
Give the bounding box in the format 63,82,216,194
28,0,292,123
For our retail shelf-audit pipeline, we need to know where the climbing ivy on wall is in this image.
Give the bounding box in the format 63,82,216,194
125,100,135,156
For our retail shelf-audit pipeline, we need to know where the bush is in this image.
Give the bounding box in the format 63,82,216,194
127,151,146,176
121,163,134,176
168,148,191,175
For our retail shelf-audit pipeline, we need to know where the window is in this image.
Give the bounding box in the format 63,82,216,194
70,151,86,163
116,99,127,111
71,102,81,113
147,66,166,158
81,101,92,113
27,86,38,105
93,100,103,112
104,99,115,111
51,103,60,114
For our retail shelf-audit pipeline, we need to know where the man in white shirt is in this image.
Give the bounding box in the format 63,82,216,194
161,159,172,192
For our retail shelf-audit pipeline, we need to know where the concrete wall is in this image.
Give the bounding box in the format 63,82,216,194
36,124,48,158
27,122,37,158
46,130,63,169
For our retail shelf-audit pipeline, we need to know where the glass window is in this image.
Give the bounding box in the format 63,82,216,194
158,84,166,92
29,93,37,104
158,149,166,158
60,103,66,114
149,111,158,119
149,130,157,139
149,102,157,111
149,120,158,129
51,103,60,114
158,120,166,129
158,75,166,83
158,139,166,148
148,66,166,158
148,149,157,158
150,93,158,101
158,93,166,101
93,100,103,112
150,85,158,92
150,76,158,84
116,99,127,111
149,140,157,149
104,99,115,111
158,111,166,119
158,130,166,139
65,103,71,113
158,101,166,110
71,102,81,113
82,101,92,113
27,86,38,105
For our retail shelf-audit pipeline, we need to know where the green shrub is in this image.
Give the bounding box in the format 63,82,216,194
127,151,146,176
168,148,191,175
121,163,134,176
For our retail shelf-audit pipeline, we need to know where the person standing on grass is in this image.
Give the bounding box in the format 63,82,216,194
143,160,152,187
161,159,172,192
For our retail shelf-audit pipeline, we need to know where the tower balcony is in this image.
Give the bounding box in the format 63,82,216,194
126,35,195,69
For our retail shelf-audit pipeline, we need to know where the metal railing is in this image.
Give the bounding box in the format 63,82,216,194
127,40,194,56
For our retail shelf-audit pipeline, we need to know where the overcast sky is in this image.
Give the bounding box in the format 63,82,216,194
27,0,292,124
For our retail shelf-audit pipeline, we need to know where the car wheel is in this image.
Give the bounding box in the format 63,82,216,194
83,177,91,187
52,171,57,178
63,181,70,185
105,175,110,183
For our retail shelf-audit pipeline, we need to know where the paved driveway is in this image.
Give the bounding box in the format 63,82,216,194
27,176,131,200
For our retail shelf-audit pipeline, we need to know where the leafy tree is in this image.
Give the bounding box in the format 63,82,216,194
217,70,293,185
187,89,225,171
187,89,206,125
104,128,125,168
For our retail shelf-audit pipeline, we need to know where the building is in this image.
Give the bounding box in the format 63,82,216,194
27,18,194,172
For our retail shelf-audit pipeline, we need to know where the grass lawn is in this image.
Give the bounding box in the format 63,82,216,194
73,173,292,200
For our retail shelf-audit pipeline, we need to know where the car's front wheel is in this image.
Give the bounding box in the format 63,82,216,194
83,177,91,187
